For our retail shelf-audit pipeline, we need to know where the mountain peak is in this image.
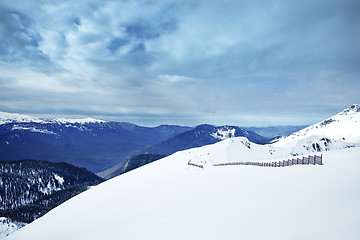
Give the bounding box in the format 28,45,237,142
339,104,360,115
274,104,360,146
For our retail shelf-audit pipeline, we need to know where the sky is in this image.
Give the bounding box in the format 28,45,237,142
0,0,359,127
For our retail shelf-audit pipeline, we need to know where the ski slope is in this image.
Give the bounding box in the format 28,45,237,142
6,145,360,240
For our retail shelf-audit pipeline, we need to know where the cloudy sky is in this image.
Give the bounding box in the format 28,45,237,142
0,0,359,126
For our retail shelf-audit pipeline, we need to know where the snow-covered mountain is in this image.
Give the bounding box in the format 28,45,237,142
274,104,360,147
0,112,105,125
0,111,191,173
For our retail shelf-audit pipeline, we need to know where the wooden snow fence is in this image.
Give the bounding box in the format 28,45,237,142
212,154,323,168
188,160,204,169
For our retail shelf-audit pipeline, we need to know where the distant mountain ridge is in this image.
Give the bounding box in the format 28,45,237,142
0,112,106,125
245,125,308,139
139,124,268,155
0,111,192,173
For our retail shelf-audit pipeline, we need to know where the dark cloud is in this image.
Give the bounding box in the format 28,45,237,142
107,38,130,54
0,7,42,61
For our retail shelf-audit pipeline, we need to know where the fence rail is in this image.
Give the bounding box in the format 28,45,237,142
212,154,322,168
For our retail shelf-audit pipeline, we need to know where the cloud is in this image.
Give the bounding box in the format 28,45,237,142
0,0,359,126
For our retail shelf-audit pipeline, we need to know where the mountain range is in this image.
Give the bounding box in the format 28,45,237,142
0,110,343,179
5,104,360,240
0,112,191,173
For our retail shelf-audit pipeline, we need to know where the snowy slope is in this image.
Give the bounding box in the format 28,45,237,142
5,144,360,240
274,104,360,147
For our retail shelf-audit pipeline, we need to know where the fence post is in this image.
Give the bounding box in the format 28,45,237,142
321,154,323,165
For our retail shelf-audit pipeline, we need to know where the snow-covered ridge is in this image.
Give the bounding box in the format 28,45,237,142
339,104,360,115
0,112,45,125
274,104,360,146
0,111,106,125
52,118,106,124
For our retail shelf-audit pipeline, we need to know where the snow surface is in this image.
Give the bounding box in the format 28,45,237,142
5,144,360,240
